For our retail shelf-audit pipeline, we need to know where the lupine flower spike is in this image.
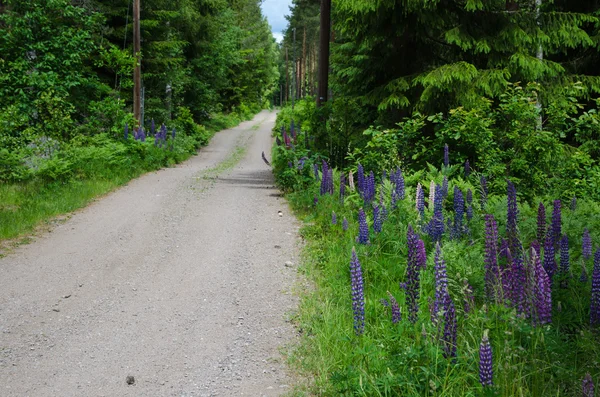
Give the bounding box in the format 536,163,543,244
416,183,425,216
386,291,401,324
531,249,552,325
464,160,470,177
551,200,562,246
479,330,493,387
583,372,595,397
332,211,337,225
591,248,600,326
444,144,449,168
405,225,421,323
350,247,365,335
583,229,592,261
432,242,448,326
357,208,369,245
342,217,349,231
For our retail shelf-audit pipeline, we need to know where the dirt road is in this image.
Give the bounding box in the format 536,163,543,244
0,110,301,396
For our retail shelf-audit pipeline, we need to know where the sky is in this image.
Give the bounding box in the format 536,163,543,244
261,0,292,43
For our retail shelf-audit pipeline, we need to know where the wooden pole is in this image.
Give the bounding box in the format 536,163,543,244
317,0,331,107
133,0,141,125
285,47,289,104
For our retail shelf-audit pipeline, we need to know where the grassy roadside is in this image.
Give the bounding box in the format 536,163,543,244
0,111,261,248
280,165,600,396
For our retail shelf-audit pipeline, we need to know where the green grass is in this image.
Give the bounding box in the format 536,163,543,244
282,168,600,396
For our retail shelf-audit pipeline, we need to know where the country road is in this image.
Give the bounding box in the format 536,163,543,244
0,110,301,396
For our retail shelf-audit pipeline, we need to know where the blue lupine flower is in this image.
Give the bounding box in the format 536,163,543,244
350,247,365,335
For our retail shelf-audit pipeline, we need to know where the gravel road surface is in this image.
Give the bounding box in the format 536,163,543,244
0,110,301,396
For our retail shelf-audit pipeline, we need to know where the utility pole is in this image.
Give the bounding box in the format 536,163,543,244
317,0,331,107
133,0,141,125
285,47,289,104
292,28,296,110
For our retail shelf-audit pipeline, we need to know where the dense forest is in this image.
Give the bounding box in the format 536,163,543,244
0,0,278,182
277,0,600,200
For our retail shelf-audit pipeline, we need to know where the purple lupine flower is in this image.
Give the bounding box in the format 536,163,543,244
559,234,570,282
464,160,470,177
466,205,473,222
506,181,520,258
340,174,346,202
463,279,475,316
583,373,595,397
363,171,376,204
373,206,382,233
313,163,320,181
444,144,450,168
139,127,146,142
171,127,176,139
283,130,291,147
484,215,500,302
479,331,493,387
428,184,445,242
551,200,562,246
590,248,600,326
416,183,425,216
124,123,129,140
320,161,329,195
441,292,457,359
350,247,365,335
480,175,488,211
417,239,427,270
583,229,593,261
432,242,448,326
288,161,293,169
453,187,465,238
391,190,398,209
387,291,401,324
405,225,421,323
543,233,557,281
313,196,318,207
570,196,577,211
531,249,552,325
466,189,473,205
332,211,337,225
357,163,365,195
298,157,306,170
343,217,349,231
357,208,369,244
395,168,405,200
537,202,546,244
442,176,449,199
